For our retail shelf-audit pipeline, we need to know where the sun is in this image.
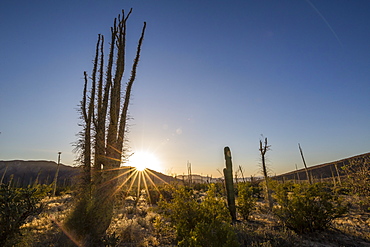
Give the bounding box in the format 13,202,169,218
128,151,162,172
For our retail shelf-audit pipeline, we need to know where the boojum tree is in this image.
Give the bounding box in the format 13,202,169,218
65,9,146,244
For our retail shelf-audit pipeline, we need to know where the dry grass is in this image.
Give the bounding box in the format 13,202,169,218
236,200,370,247
18,194,74,246
14,192,370,247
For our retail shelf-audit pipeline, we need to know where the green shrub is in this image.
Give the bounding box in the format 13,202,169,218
102,232,120,247
157,184,239,246
0,184,46,246
342,157,370,196
237,182,257,220
147,184,174,205
273,183,348,233
192,182,210,192
157,186,200,245
342,157,370,212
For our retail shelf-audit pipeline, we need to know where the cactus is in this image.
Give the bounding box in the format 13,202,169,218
223,146,237,222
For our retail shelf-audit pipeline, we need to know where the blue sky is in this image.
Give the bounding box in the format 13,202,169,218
0,0,369,177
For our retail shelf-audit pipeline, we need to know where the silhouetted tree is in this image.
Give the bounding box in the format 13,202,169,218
298,143,312,184
65,9,146,245
259,137,273,210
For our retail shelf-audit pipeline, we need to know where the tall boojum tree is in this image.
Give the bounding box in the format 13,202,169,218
65,9,146,244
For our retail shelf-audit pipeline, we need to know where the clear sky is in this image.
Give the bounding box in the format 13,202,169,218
1,0,369,177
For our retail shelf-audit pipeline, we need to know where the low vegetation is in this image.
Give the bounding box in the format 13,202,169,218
1,170,369,247
2,8,369,247
236,182,257,221
0,184,50,246
156,184,239,246
272,182,348,233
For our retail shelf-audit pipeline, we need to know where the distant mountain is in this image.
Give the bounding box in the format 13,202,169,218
273,152,370,182
0,160,80,187
0,160,179,187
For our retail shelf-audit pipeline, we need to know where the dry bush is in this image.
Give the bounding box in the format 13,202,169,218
342,157,370,212
156,184,239,246
273,182,348,233
237,182,257,220
0,184,49,246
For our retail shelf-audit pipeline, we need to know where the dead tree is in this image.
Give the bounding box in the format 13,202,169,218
52,152,62,196
66,9,146,244
0,164,8,184
187,161,192,184
330,166,337,187
259,137,273,210
334,163,342,186
298,143,312,184
238,166,245,183
295,164,301,183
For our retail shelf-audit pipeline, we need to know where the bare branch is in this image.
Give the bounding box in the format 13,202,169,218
117,22,146,148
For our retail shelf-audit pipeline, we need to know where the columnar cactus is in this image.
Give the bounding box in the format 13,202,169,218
223,146,237,222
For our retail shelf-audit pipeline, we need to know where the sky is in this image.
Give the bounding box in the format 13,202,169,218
0,0,369,178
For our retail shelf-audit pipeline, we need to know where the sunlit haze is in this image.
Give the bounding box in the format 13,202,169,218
127,151,162,173
0,1,369,177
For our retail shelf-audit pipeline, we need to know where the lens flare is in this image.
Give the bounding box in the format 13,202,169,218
128,151,162,172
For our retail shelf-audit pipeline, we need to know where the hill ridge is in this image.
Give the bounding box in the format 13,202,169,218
273,152,370,181
0,160,178,186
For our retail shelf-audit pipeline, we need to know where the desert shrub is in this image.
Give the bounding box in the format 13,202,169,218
153,215,176,245
342,157,370,196
342,157,370,211
0,184,46,246
32,183,52,198
234,222,301,247
190,185,239,246
273,183,348,233
192,183,209,191
237,182,257,220
147,184,174,205
250,181,263,199
63,191,103,246
212,181,226,195
118,219,145,245
102,232,120,247
157,184,239,246
156,186,200,245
